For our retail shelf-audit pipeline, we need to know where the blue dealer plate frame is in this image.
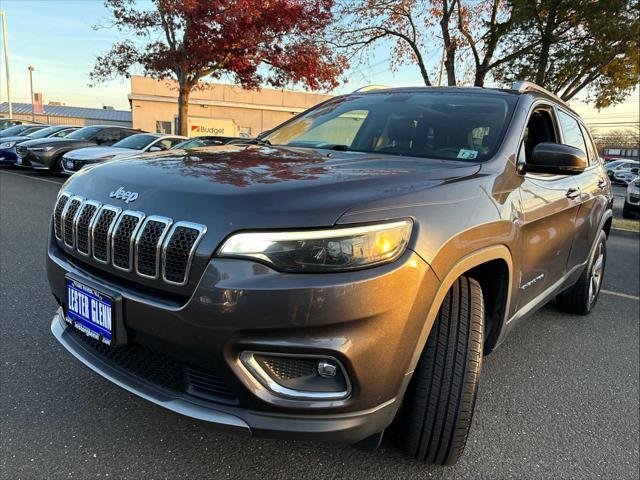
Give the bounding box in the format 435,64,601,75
65,278,114,346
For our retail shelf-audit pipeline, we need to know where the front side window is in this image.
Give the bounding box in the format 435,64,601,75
264,92,517,162
558,110,587,154
521,108,557,163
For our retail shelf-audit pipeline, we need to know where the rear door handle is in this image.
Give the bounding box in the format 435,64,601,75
566,187,581,199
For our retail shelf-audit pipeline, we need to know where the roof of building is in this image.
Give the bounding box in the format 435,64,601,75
0,102,132,122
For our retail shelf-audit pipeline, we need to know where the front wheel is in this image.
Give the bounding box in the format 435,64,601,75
556,230,607,315
402,276,484,465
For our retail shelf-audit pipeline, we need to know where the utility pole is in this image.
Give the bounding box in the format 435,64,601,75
28,65,35,121
437,48,445,87
0,11,12,117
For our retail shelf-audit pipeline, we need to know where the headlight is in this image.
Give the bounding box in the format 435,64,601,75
216,220,412,272
0,141,16,149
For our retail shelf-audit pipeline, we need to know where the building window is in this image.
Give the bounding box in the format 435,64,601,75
156,121,172,134
238,126,252,138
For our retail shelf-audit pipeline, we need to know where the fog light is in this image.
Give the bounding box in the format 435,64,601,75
239,352,350,400
317,360,337,378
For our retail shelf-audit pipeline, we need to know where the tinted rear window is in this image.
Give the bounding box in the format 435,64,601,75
265,92,517,162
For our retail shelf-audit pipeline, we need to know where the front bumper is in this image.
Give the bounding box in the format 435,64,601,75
0,148,17,164
48,240,438,443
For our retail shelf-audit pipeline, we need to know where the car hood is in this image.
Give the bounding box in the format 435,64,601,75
65,146,137,160
64,144,480,233
19,137,96,149
0,135,30,144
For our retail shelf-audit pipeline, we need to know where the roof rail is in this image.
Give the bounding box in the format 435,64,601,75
512,81,570,107
351,85,388,93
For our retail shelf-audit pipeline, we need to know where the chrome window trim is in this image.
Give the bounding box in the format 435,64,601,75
90,205,122,265
54,192,72,240
111,210,145,272
134,215,173,280
161,221,207,286
61,195,85,249
75,200,102,257
239,351,351,401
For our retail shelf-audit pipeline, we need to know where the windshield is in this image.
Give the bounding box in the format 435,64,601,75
112,134,157,150
27,126,65,139
264,91,518,161
0,125,39,137
173,137,231,149
65,126,103,140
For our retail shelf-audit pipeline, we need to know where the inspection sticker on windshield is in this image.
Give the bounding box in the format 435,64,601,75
457,149,478,160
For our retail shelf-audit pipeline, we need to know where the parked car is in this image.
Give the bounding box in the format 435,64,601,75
171,135,239,149
0,124,48,138
605,158,639,179
0,125,79,165
62,133,187,174
47,82,612,466
0,118,45,131
16,125,142,173
623,178,640,219
612,166,639,185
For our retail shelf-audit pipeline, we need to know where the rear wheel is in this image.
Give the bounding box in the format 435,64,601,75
556,230,607,315
402,276,484,465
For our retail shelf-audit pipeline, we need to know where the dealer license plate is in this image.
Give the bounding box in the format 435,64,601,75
65,278,114,346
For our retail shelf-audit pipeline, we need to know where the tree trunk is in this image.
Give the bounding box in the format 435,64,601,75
474,67,486,87
534,3,558,85
440,4,457,86
177,82,190,137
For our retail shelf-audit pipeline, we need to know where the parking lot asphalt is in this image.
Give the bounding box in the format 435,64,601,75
1,169,638,480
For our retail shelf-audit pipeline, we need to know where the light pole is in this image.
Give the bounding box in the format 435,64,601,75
0,11,12,117
28,65,35,121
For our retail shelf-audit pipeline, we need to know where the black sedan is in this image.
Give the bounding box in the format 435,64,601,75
16,125,142,173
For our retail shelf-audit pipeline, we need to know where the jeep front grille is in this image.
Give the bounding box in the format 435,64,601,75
52,193,206,286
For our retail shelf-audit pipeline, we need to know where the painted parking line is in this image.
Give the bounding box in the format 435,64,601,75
601,289,640,301
0,170,64,186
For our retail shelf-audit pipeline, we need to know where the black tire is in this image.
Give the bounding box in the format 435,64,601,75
556,230,607,315
402,276,484,465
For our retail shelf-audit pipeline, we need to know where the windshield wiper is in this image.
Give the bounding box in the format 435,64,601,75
322,144,351,151
229,138,271,146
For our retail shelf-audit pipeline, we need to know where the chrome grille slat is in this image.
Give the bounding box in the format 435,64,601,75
162,222,207,286
112,211,145,272
75,200,101,256
62,196,84,248
135,216,172,279
53,193,71,240
91,205,122,264
52,192,206,286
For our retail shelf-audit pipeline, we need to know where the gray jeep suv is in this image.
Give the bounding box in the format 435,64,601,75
47,82,612,465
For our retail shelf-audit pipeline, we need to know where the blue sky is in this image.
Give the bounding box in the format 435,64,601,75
0,0,637,130
0,0,432,110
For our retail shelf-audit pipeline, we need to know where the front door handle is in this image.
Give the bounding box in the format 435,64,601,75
566,187,581,199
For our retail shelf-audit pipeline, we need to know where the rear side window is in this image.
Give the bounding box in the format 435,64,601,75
558,110,587,154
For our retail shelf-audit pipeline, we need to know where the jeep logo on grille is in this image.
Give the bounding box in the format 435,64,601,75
109,187,139,204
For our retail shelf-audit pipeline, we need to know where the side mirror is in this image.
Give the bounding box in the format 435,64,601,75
527,142,587,175
148,146,162,152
